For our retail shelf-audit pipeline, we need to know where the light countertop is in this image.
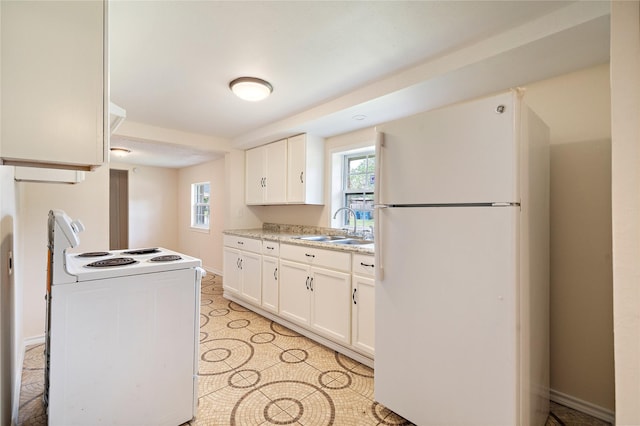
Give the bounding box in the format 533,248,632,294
224,225,374,255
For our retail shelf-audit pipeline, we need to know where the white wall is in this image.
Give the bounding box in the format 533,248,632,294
178,158,226,274
110,162,179,250
525,64,614,413
17,166,109,340
224,150,261,231
611,1,640,423
0,166,18,425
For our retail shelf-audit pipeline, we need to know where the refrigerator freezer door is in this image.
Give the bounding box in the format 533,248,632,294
375,206,519,425
377,91,519,205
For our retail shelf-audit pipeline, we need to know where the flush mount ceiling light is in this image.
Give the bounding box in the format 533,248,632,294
110,147,131,157
229,77,273,102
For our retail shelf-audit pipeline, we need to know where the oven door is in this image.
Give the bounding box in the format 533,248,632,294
47,268,199,426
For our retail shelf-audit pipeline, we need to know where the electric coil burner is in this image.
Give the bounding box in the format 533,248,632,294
123,248,160,255
77,251,111,257
150,255,182,262
85,257,137,268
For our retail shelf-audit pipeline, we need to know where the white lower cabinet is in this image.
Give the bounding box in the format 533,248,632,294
224,236,374,360
351,254,375,357
279,260,311,325
279,244,352,346
261,255,279,314
240,251,262,305
310,267,351,345
351,275,375,357
223,236,262,304
222,247,242,295
280,260,351,345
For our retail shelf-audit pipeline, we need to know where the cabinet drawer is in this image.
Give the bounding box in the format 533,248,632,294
262,240,280,256
280,244,350,272
223,235,261,253
352,254,375,277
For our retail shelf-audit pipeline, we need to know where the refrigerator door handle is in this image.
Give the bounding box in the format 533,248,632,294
374,205,385,281
374,130,384,206
374,130,385,281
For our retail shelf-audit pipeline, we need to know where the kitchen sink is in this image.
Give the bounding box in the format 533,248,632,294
329,238,374,246
295,235,348,242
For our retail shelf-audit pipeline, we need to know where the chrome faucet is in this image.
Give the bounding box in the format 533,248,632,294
333,207,358,235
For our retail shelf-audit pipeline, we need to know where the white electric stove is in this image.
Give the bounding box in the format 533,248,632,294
44,210,204,426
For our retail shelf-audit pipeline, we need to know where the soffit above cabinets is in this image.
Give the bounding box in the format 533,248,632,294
110,1,610,148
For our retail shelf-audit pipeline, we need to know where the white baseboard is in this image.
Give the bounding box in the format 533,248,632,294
203,267,222,276
23,335,45,348
550,388,615,424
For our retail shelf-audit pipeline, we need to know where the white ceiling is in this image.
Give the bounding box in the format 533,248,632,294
109,0,610,168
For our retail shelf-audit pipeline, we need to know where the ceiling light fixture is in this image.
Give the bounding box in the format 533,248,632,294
110,147,131,157
229,77,273,102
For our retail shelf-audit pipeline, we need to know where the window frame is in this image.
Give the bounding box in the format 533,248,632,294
191,181,210,230
334,148,375,231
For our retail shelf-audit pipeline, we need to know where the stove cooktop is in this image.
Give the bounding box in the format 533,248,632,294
62,247,202,282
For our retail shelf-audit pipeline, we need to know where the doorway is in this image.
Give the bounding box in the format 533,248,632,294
109,169,129,250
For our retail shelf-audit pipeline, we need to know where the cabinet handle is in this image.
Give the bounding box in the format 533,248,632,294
352,288,357,304
264,177,267,187
360,262,374,268
236,258,240,268
237,241,244,245
300,171,304,183
274,267,278,281
305,253,315,258
309,277,314,292
239,259,243,270
305,276,310,290
266,246,274,250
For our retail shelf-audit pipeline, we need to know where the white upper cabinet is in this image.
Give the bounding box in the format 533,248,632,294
0,1,107,171
246,139,287,204
287,134,324,204
246,134,324,205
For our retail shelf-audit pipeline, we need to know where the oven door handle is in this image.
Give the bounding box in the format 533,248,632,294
195,267,207,280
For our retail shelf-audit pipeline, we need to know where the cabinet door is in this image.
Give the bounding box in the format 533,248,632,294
240,251,262,305
261,256,279,314
351,275,375,357
265,139,287,203
310,267,351,345
1,1,106,169
279,260,310,326
223,247,242,294
245,147,265,204
287,134,306,203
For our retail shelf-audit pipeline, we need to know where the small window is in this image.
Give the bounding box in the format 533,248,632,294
191,182,210,229
331,148,375,233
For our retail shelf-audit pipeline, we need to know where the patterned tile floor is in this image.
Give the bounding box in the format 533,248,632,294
18,273,610,426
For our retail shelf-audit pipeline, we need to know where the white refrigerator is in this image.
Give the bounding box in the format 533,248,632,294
373,90,550,426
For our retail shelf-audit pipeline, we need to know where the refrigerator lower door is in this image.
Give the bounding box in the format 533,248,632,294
375,206,519,425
